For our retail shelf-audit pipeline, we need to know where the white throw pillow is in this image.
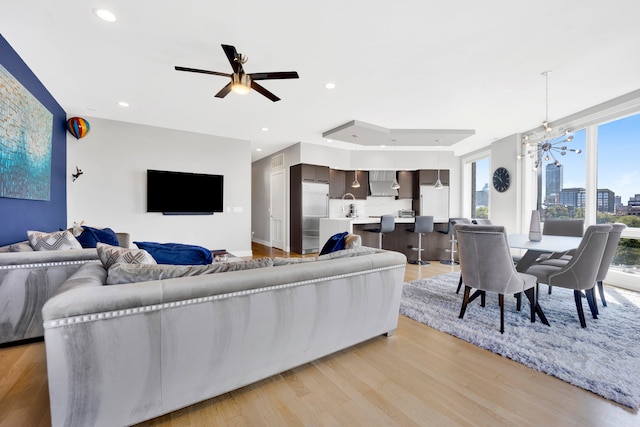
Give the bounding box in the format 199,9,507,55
27,230,82,251
96,243,156,269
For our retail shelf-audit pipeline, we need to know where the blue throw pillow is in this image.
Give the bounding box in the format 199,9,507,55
133,241,213,265
77,226,120,248
319,231,349,256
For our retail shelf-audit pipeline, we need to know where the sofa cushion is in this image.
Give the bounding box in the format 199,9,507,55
273,246,377,266
133,241,213,265
76,226,121,248
27,230,83,251
97,243,157,269
106,257,274,285
272,257,317,267
8,242,34,252
316,246,377,261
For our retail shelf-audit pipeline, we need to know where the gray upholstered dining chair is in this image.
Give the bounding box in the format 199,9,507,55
472,218,492,225
454,224,550,334
539,223,627,314
524,224,612,328
595,223,626,309
537,218,585,293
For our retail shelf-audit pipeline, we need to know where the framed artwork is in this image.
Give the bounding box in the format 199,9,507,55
0,63,53,201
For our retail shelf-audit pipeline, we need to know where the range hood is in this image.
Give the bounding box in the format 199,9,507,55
368,170,399,197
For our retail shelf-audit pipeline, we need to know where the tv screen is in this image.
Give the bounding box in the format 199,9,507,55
146,169,224,214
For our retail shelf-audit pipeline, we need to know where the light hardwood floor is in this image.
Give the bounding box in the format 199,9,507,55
0,243,637,426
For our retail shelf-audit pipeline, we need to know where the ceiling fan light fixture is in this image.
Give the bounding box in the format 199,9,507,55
231,74,252,94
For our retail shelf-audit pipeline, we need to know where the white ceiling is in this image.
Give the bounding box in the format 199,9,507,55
2,0,640,162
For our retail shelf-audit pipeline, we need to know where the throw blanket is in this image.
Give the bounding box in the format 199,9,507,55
133,241,213,265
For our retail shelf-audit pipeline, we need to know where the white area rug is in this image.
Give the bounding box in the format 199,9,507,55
400,272,640,410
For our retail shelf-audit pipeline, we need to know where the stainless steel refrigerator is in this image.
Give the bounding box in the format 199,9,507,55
301,182,329,254
420,185,450,219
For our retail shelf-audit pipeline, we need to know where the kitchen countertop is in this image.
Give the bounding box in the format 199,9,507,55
322,217,450,224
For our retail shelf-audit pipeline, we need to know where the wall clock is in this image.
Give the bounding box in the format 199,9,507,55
492,167,510,193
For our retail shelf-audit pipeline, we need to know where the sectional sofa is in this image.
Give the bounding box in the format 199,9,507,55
0,232,130,345
41,247,406,427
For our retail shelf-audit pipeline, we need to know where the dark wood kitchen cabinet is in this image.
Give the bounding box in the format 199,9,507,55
329,169,346,198
300,164,329,183
344,170,369,199
396,170,415,199
329,169,368,199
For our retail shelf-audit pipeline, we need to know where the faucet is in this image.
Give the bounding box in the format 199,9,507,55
341,193,356,217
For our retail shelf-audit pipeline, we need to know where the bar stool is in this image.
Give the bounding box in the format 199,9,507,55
407,216,434,265
438,218,470,265
365,215,395,249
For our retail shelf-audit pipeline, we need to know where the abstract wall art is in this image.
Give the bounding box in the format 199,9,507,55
0,63,53,201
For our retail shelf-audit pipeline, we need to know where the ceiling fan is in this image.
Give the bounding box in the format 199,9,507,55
175,44,299,102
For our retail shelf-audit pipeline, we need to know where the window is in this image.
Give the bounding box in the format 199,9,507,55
471,157,489,218
537,129,586,221
597,113,640,274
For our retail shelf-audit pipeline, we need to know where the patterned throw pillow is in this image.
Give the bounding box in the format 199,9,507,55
27,230,83,251
96,243,157,269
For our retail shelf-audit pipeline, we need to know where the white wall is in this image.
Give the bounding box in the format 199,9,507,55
67,117,252,256
489,134,521,234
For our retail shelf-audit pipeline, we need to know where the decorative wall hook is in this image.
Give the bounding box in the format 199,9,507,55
72,166,83,182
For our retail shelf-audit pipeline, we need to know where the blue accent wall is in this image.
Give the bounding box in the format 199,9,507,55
0,34,67,246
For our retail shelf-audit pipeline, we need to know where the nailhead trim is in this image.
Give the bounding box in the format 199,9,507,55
0,259,100,270
43,263,405,329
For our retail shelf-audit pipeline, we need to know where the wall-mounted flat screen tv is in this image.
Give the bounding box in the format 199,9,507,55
146,169,224,214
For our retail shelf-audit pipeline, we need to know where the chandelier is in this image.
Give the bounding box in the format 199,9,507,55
522,71,581,170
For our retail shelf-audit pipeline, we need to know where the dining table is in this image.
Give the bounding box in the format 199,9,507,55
508,233,583,272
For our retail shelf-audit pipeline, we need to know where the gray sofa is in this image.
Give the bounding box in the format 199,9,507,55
42,249,407,427
0,233,130,345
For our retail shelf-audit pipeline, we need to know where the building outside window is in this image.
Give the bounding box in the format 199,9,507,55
471,157,489,219
536,112,640,277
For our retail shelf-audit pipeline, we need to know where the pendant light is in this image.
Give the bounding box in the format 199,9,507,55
351,134,361,188
390,139,400,190
434,144,443,189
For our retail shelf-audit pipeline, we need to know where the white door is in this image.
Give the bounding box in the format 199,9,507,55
270,170,285,250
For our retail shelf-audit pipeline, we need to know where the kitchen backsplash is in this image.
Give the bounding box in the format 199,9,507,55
329,197,412,219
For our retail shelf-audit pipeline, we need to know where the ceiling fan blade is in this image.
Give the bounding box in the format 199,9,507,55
251,81,280,102
175,66,230,77
221,44,242,74
250,71,299,81
215,82,233,98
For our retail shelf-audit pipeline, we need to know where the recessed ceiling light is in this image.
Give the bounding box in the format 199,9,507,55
261,127,269,132
380,145,386,148
326,139,333,143
256,148,262,152
118,101,129,107
325,83,336,89
93,9,117,22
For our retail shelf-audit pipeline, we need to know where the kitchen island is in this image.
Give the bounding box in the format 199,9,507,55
320,217,452,262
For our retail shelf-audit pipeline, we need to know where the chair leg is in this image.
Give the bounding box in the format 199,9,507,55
585,287,598,319
548,285,552,294
456,275,463,294
597,280,607,307
525,287,550,326
459,286,471,319
499,294,505,334
515,292,522,311
573,290,587,328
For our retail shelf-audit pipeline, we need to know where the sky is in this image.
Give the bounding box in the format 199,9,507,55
475,112,640,204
